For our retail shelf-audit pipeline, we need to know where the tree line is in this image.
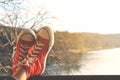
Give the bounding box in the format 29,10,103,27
53,31,120,53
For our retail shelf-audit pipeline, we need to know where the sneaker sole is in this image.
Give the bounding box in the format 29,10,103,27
17,29,36,43
39,26,54,74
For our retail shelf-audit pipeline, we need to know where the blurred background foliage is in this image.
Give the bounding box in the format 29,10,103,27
0,26,120,75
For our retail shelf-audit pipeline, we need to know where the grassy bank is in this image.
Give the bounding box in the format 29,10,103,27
44,49,84,75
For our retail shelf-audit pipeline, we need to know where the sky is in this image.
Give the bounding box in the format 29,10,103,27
43,0,120,34
1,0,120,34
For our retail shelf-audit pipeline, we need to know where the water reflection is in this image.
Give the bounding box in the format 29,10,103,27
45,48,120,75
74,48,120,75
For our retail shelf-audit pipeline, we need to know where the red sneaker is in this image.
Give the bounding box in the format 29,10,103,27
12,29,36,74
23,26,54,79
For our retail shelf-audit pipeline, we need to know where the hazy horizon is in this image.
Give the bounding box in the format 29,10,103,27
55,30,120,34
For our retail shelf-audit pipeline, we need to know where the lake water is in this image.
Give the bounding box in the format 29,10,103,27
68,48,120,75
